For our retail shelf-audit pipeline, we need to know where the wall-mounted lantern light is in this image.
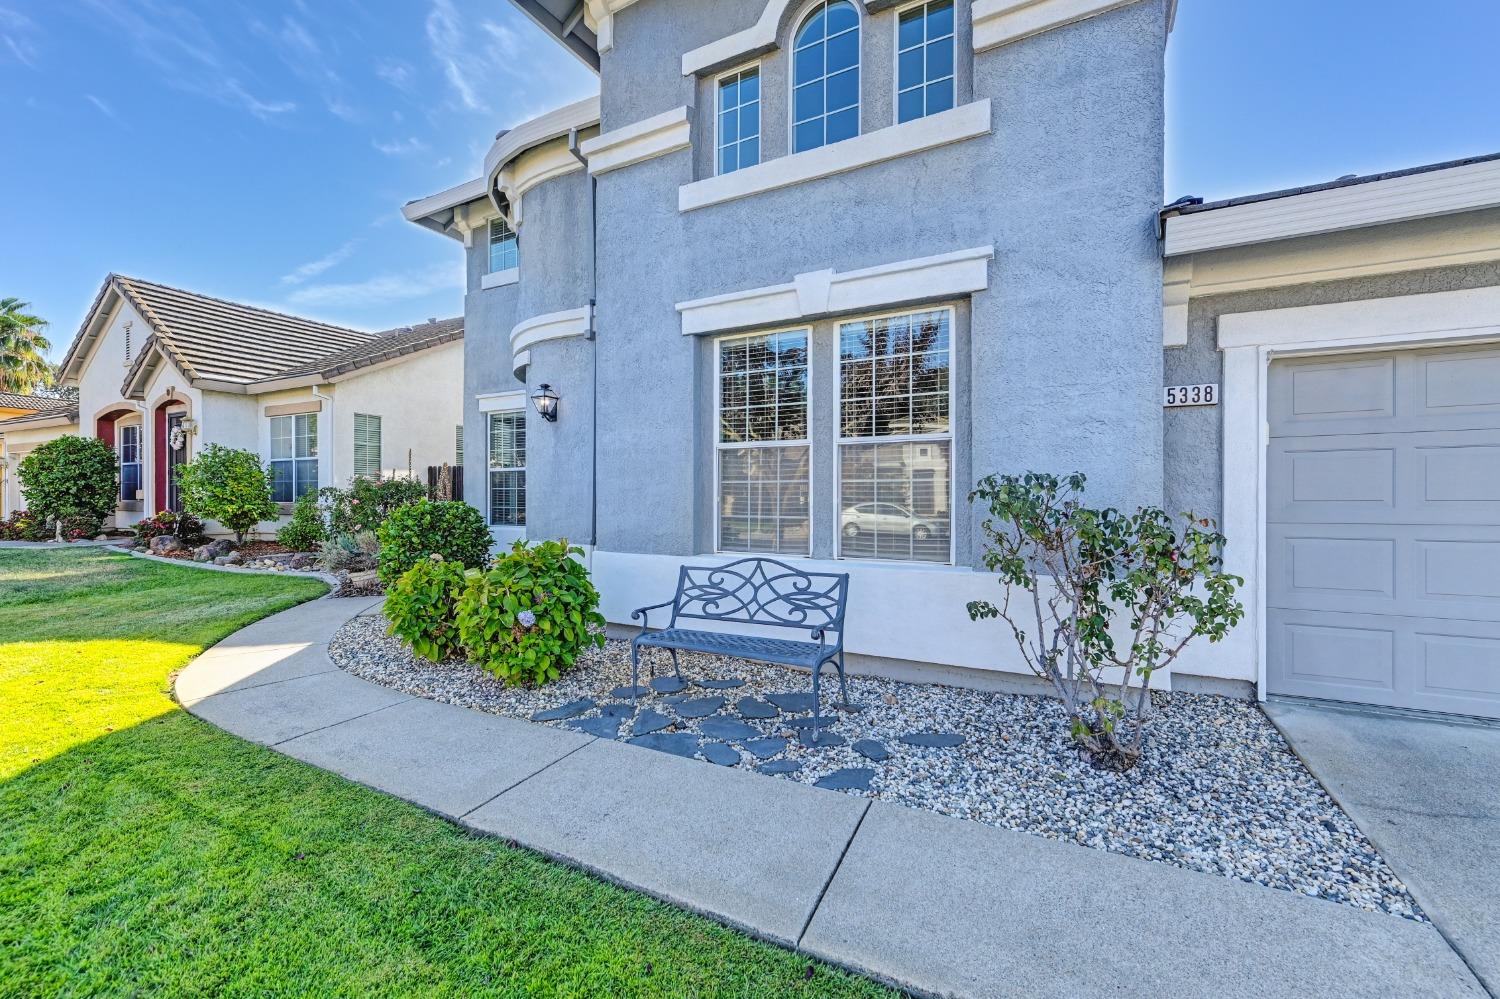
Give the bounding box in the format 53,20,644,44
532,383,560,423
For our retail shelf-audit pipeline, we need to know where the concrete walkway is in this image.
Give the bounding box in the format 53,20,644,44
1267,700,1500,997
176,598,1485,998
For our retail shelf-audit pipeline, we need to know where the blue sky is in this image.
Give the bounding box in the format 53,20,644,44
2,1,1497,361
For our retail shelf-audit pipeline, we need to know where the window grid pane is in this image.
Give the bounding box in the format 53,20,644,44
119,425,141,501
718,445,810,556
717,67,761,175
269,414,319,501
897,0,956,124
488,217,519,273
488,411,526,526
792,0,860,153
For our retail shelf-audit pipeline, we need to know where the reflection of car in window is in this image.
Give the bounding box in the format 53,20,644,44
840,502,943,541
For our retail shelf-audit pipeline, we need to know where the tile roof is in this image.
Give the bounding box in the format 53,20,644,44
258,317,464,383
0,393,75,413
0,404,79,429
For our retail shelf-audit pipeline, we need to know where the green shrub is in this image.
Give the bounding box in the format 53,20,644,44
277,492,327,551
17,435,118,532
176,444,279,544
376,499,491,585
132,510,208,547
321,477,429,536
385,555,470,662
0,509,46,541
455,539,606,687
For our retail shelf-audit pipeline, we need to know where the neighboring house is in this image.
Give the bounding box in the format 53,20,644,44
54,274,464,533
405,0,1498,721
0,396,80,518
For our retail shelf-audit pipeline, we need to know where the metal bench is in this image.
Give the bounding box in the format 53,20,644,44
630,557,851,739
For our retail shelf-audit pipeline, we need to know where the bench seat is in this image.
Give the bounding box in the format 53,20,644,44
634,628,834,669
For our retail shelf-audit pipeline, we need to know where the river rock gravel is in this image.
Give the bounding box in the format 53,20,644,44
329,614,1424,921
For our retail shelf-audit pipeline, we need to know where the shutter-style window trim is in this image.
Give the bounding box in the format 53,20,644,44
353,413,382,478
455,424,464,465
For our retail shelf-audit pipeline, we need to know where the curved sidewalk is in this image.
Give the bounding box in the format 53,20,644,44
177,598,1483,999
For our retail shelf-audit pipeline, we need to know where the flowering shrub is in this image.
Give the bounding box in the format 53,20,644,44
0,510,46,541
384,555,469,662
131,510,208,547
321,477,429,537
376,499,491,585
455,540,606,687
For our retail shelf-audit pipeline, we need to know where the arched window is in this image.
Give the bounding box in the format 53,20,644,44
792,0,859,154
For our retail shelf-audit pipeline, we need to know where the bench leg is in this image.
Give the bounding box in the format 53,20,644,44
811,662,822,741
629,643,642,701
668,648,682,679
836,650,850,707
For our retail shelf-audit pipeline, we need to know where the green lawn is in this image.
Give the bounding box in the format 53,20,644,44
0,549,894,998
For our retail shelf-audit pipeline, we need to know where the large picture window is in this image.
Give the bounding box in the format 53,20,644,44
792,0,860,154
118,424,141,501
896,0,955,124
488,411,526,527
488,217,519,274
838,309,952,563
716,330,811,555
269,413,319,503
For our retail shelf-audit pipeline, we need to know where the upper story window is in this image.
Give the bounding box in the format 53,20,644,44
897,0,955,124
717,66,762,175
792,0,860,154
488,217,519,274
118,424,141,501
269,413,319,503
488,410,526,527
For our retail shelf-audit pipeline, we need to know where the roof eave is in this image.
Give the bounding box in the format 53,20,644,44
508,0,602,71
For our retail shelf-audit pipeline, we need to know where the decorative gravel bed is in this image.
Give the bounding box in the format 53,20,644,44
330,615,1423,921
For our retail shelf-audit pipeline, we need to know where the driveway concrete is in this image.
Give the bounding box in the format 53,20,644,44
175,599,1487,998
1267,700,1500,996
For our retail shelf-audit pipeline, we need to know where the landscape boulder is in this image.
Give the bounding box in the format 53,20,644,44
148,536,186,555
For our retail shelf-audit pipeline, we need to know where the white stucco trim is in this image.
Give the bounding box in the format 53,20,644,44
972,0,1142,51
509,307,592,378
681,0,870,77
679,99,991,212
477,390,528,414
580,106,693,175
1215,284,1500,700
1164,157,1500,256
401,177,488,226
676,245,993,336
584,0,643,52
482,96,601,194
481,267,520,291
1161,256,1191,347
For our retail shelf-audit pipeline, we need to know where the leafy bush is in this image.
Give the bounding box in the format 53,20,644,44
319,531,379,573
967,472,1243,770
58,514,103,542
385,555,470,661
131,510,208,547
17,435,118,533
0,510,46,541
376,499,491,585
321,477,429,537
176,444,279,544
277,492,328,551
455,540,606,687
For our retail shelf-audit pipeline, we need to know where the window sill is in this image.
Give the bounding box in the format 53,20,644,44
679,100,991,213
481,268,519,290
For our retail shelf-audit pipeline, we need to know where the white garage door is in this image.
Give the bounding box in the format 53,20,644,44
1266,344,1500,719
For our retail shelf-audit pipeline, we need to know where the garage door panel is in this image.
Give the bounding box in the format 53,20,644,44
1418,347,1500,415
1414,628,1500,715
1274,356,1395,423
1268,444,1395,520
1420,539,1500,602
1420,443,1500,504
1268,610,1397,704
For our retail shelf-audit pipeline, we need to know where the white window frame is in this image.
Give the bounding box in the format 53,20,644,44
789,0,863,156
118,422,142,502
713,327,815,558
893,0,957,125
488,216,519,274
353,413,382,479
715,61,763,177
487,409,526,528
833,305,956,566
268,412,319,503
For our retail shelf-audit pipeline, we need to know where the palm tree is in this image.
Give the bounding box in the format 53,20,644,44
0,298,53,394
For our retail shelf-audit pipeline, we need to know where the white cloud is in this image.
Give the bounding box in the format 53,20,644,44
285,263,462,309
375,58,414,93
84,93,120,121
280,240,360,286
372,136,429,156
0,5,40,67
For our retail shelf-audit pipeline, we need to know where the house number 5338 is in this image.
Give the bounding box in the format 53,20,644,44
1163,383,1218,407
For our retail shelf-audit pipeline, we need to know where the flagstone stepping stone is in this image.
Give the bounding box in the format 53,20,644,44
599,703,636,718
531,698,595,722
650,676,688,694
737,697,779,719
799,731,847,749
766,692,817,713
628,732,699,759
673,696,726,719
757,759,803,775
611,685,648,699
780,716,837,731
570,715,623,739
700,742,740,767
853,739,890,762
697,717,760,742
899,731,965,749
814,767,875,791
630,709,674,737
697,678,746,690
661,694,692,705
743,737,789,760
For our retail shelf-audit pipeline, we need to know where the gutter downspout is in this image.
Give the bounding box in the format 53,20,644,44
312,385,335,489
569,128,600,553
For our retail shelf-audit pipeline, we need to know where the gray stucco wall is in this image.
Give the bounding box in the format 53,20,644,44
1163,259,1500,523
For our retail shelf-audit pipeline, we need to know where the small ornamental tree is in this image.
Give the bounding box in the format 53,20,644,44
17,435,118,538
175,444,279,544
967,472,1243,770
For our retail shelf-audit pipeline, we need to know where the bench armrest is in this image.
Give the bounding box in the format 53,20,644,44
631,599,676,631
